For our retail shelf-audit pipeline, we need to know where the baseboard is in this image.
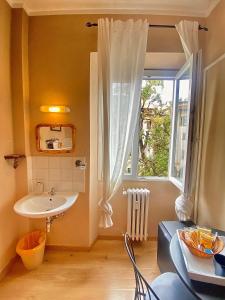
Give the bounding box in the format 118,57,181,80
98,235,124,240
0,256,18,281
46,236,98,252
45,237,121,251
98,235,157,241
89,236,98,248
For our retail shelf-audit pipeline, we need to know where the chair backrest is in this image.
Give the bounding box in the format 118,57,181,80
124,233,160,300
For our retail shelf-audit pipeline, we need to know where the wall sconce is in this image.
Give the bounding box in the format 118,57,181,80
40,105,70,113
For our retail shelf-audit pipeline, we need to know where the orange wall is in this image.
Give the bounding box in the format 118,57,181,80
204,0,225,66
28,15,92,158
197,0,225,230
0,0,28,274
11,9,30,200
197,58,225,230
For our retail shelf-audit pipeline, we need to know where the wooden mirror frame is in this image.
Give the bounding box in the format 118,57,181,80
36,123,75,154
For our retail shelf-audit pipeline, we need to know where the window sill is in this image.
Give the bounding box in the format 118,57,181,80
122,175,169,182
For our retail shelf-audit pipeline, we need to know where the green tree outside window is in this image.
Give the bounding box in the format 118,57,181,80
138,80,172,177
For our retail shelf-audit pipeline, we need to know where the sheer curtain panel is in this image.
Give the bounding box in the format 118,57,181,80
97,18,149,228
175,20,202,221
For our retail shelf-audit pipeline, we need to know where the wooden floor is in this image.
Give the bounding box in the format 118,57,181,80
0,240,159,300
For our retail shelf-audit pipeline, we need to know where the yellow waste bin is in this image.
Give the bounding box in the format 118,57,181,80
16,230,46,270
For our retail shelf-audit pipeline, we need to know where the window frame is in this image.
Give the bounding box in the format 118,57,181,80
123,71,176,181
124,57,196,187
168,55,196,192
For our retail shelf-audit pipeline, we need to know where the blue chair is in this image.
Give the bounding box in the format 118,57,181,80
124,233,197,300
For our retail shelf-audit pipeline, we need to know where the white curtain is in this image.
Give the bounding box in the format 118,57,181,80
175,20,201,221
176,20,199,60
97,18,149,228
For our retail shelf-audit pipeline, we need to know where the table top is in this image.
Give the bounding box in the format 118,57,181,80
170,234,225,300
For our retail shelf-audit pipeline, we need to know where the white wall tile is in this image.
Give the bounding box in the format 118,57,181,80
73,169,85,183
60,181,73,192
48,169,61,181
33,168,48,181
60,157,73,169
49,157,60,169
28,179,33,193
26,156,33,192
61,169,73,181
28,156,86,193
43,180,49,192
33,156,49,169
31,156,37,170
31,179,48,193
26,156,32,170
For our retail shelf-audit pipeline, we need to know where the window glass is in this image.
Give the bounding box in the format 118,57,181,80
171,71,190,184
137,80,174,177
124,58,194,186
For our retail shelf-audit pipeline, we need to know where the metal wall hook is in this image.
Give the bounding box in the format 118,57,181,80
75,159,86,169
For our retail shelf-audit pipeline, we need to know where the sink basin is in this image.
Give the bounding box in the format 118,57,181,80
14,192,79,219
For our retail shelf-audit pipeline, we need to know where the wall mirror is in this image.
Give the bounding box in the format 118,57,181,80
36,124,75,153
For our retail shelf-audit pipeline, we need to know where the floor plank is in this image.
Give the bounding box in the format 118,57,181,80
0,240,159,300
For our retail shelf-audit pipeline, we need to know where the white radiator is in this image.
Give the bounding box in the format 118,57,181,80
126,188,150,241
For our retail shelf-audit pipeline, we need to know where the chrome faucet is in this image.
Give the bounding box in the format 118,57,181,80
48,187,56,196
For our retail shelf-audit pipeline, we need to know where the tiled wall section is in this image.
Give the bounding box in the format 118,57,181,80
27,156,85,193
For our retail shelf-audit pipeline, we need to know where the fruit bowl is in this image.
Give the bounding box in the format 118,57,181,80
179,230,224,258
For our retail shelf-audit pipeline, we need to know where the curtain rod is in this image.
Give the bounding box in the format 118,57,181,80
85,22,208,31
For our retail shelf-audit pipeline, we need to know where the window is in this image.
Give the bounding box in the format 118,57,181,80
124,74,175,179
169,56,195,191
125,55,196,190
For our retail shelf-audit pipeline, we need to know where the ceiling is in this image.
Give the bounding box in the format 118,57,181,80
6,0,220,16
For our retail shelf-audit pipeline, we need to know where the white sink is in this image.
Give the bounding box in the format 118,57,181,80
14,192,79,219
